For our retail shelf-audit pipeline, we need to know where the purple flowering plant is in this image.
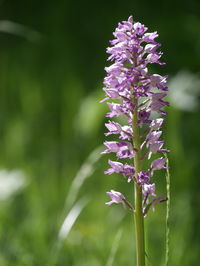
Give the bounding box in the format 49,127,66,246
101,16,169,266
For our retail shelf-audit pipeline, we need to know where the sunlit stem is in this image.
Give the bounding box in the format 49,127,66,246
132,98,146,266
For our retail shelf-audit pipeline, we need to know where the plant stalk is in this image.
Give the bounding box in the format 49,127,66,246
132,98,145,266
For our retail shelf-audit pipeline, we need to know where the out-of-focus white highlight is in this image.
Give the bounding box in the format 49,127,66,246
0,169,27,200
169,71,200,111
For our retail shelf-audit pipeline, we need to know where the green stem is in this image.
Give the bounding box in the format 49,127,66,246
165,155,170,266
132,98,145,266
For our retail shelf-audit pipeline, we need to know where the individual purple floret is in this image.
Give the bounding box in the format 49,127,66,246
106,190,125,205
137,171,150,185
142,184,156,197
146,131,162,146
151,157,167,170
105,160,135,182
101,15,169,214
102,141,135,158
105,121,121,136
150,118,164,131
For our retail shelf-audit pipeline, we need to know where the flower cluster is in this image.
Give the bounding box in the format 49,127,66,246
101,16,169,212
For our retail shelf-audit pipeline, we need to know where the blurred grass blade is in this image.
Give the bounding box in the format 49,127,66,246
165,155,170,266
58,197,89,241
65,146,103,207
0,20,43,42
48,197,89,266
106,228,123,266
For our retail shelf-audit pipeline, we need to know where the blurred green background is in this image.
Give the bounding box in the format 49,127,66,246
0,0,200,265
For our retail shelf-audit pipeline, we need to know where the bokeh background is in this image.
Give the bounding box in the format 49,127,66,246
0,0,200,265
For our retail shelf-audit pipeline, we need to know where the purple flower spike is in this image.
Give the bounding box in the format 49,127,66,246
106,190,125,205
101,15,169,212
